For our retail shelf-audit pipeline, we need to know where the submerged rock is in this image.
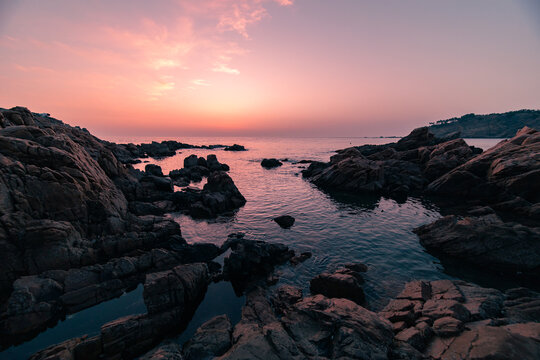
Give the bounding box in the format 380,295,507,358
274,215,295,228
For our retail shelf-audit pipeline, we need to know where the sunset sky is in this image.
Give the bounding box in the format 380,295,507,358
1,0,539,137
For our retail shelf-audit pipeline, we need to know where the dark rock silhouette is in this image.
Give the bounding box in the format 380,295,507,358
261,158,283,168
310,263,367,305
224,144,246,151
274,215,295,228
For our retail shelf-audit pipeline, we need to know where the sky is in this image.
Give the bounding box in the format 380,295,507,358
0,0,539,137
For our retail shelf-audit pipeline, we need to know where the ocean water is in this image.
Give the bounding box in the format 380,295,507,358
1,137,504,359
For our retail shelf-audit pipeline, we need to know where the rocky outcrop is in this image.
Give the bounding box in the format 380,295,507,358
380,279,540,359
302,127,480,198
0,107,241,345
273,215,295,228
210,286,394,359
414,214,540,275
427,126,540,217
110,140,230,162
309,263,367,305
261,158,283,168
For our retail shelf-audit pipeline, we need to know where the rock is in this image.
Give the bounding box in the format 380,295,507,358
143,263,209,315
273,215,295,228
224,144,246,151
140,342,183,360
261,158,283,168
216,287,394,360
206,154,228,171
432,316,463,337
309,266,366,305
414,214,540,274
303,127,478,198
182,315,232,360
145,164,163,177
222,234,294,286
427,126,540,206
426,323,540,359
183,154,198,168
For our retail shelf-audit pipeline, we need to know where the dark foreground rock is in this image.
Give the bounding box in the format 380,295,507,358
261,158,283,168
310,263,367,305
302,127,480,198
29,263,210,360
274,215,295,228
414,214,540,275
0,107,242,345
188,286,394,359
182,314,232,360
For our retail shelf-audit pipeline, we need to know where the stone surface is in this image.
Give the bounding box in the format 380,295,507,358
310,266,366,305
182,315,232,360
261,158,283,168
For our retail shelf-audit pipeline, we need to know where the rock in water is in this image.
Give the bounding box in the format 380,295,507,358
310,265,366,305
224,144,246,151
274,215,295,228
261,158,283,168
414,214,540,275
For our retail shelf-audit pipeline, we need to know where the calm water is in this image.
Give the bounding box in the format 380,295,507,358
2,137,503,359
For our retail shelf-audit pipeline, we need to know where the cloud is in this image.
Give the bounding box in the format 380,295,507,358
192,79,211,86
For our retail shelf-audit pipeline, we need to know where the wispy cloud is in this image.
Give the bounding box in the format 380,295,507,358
192,79,211,86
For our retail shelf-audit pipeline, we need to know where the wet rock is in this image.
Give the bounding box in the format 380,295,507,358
182,315,232,360
261,158,283,168
273,215,295,228
309,266,366,305
206,154,228,171
414,214,540,274
224,144,246,151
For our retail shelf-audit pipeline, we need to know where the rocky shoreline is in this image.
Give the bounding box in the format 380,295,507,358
1,106,539,359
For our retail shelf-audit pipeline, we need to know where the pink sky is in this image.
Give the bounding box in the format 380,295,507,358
1,0,539,137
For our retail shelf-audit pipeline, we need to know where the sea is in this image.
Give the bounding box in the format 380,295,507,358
1,136,506,359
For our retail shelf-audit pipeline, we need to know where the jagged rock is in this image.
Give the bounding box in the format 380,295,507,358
302,127,479,198
182,315,232,360
414,214,540,274
427,127,540,206
261,158,283,168
273,215,295,228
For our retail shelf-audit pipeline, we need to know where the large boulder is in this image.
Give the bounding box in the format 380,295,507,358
309,264,367,305
182,315,232,360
